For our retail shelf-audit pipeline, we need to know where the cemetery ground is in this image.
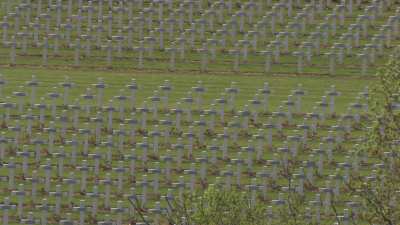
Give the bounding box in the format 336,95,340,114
2,0,400,75
1,0,400,224
0,65,383,225
0,66,374,108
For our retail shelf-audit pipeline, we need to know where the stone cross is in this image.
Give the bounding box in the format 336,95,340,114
134,41,146,69
365,43,378,65
326,85,340,115
80,31,93,57
125,79,138,110
238,38,250,62
259,83,271,114
250,94,262,123
196,17,207,40
325,52,337,75
104,100,115,132
348,23,361,48
340,33,354,56
302,42,314,64
13,86,26,114
102,40,113,67
110,200,125,225
309,32,322,56
0,197,16,225
0,133,7,161
207,35,218,61
165,43,177,71
149,90,160,120
358,53,369,76
229,43,241,72
102,135,114,165
154,22,166,50
144,31,156,60
159,80,172,109
26,75,38,105
0,74,6,98
62,19,73,44
332,43,346,65
357,15,370,38
380,25,393,48
217,25,228,48
232,152,244,186
103,10,113,37
49,28,62,55
144,5,155,30
0,17,10,44
205,9,217,31
86,185,100,217
48,87,60,120
93,78,106,108
5,157,17,190
68,100,80,130
293,84,305,113
123,20,134,49
100,173,112,208
139,174,149,207
114,124,127,152
112,32,124,57
166,12,177,39
198,42,209,72
89,148,103,176
270,40,281,63
73,200,87,225
183,126,195,158
12,183,26,218
73,9,86,37
388,16,400,38
174,32,186,61
318,23,330,45
77,160,90,193
60,76,74,106
63,172,78,203
49,184,62,215
278,31,290,54
198,151,209,182
16,26,29,55
260,50,273,73
135,13,145,40
94,22,104,48
33,97,45,127
326,13,338,36
59,213,74,225
293,51,305,73
40,36,49,66
17,146,32,176
185,25,196,48
35,198,50,225
137,102,149,130
335,5,346,27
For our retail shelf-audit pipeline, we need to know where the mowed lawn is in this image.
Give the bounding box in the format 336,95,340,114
0,66,379,224
0,66,376,112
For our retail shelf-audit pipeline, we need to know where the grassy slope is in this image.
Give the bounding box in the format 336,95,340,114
0,67,375,111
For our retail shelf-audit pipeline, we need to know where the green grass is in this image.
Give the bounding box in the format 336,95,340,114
0,66,377,224
0,1,399,76
0,0,389,224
